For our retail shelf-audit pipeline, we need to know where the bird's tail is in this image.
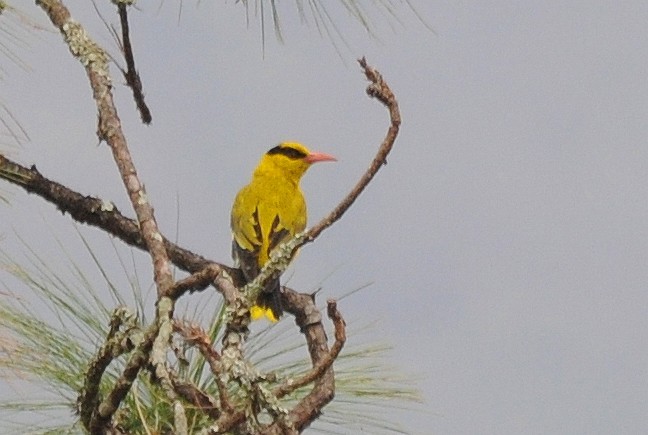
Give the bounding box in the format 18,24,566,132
250,277,283,322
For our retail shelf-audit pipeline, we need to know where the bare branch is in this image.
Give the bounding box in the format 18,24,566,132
271,289,337,433
169,264,224,299
171,374,222,419
35,2,179,431
36,0,173,299
272,299,346,399
150,297,185,432
116,2,151,123
173,319,234,414
307,57,400,241
78,306,142,430
90,326,156,432
244,58,400,306
0,154,219,275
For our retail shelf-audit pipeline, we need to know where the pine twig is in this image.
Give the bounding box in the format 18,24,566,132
173,319,233,414
245,57,401,308
78,306,142,429
272,299,346,399
116,1,152,123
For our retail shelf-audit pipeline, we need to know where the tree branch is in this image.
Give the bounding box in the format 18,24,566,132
173,319,234,414
78,306,141,430
116,1,151,124
272,299,346,400
306,57,400,241
90,325,156,432
0,154,218,275
37,0,173,300
37,1,180,432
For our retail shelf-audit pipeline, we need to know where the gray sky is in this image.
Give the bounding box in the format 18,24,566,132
2,1,648,433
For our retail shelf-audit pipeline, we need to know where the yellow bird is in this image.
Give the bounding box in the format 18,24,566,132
230,142,336,322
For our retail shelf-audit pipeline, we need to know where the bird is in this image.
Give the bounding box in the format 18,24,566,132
230,142,336,322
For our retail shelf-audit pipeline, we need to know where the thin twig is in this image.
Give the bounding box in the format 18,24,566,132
171,374,222,419
168,264,224,299
173,319,234,414
117,2,151,123
261,291,336,434
245,57,400,307
90,325,156,432
307,57,400,241
272,299,346,399
78,306,141,429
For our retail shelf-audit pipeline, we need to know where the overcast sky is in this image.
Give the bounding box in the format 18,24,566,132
2,1,648,434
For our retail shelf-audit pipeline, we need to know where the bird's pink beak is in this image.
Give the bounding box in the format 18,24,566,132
305,151,337,164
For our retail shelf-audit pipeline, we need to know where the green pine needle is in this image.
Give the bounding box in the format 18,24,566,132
0,228,421,433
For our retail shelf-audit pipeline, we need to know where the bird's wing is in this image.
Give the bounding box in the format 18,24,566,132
231,186,262,279
231,181,307,274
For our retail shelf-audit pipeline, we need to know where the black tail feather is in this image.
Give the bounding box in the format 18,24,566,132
257,276,283,320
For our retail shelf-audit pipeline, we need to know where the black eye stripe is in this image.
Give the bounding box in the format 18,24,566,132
266,145,308,160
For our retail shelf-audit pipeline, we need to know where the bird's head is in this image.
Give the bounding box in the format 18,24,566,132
259,142,336,181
